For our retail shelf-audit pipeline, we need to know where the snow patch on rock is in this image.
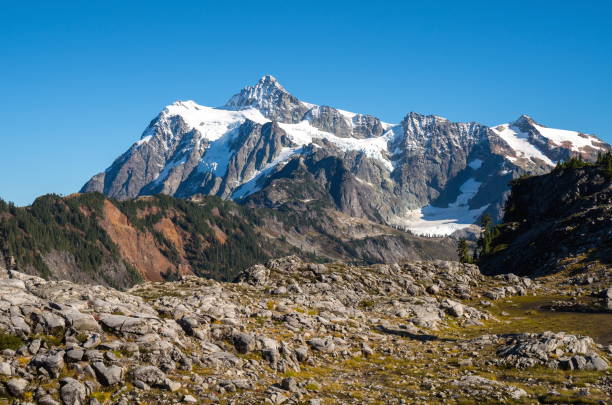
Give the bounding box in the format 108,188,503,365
533,124,603,152
279,121,395,170
491,124,554,166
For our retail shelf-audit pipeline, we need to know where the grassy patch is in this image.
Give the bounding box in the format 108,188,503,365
358,299,375,309
0,333,25,351
456,295,612,345
90,391,112,403
283,365,334,379
37,333,63,347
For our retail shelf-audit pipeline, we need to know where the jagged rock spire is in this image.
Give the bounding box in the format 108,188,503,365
224,76,309,123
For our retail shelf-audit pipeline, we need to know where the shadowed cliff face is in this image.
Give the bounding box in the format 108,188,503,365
480,164,612,277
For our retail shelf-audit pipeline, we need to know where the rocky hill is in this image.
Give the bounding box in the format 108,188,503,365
0,256,609,404
0,193,456,288
480,155,611,278
81,76,611,236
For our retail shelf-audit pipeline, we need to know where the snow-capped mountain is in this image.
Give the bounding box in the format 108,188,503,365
81,76,610,236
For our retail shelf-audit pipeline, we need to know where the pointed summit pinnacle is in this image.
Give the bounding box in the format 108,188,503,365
224,75,288,110
259,74,277,83
255,74,285,91
512,114,537,132
513,114,535,125
223,75,308,123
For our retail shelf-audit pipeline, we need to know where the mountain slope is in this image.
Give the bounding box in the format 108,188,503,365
0,193,280,287
480,156,612,277
0,193,457,287
82,76,610,236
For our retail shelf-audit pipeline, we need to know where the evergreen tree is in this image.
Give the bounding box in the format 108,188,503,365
457,239,472,264
596,151,612,178
477,213,494,258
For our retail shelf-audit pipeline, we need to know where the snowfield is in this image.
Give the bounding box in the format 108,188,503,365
144,100,269,143
402,178,489,236
231,146,305,199
278,121,396,171
533,123,603,152
490,124,555,166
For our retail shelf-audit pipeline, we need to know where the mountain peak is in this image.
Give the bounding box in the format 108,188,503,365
223,76,308,123
224,75,290,111
257,74,282,88
405,111,450,124
512,114,536,127
508,114,539,134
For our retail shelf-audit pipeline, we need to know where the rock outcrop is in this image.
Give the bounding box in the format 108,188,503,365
1,256,609,403
480,163,612,277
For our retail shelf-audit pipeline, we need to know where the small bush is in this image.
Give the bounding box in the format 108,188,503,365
358,299,375,309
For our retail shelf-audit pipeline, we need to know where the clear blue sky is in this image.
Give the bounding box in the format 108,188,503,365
1,1,610,206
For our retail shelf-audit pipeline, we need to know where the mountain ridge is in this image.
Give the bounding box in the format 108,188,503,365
82,76,610,236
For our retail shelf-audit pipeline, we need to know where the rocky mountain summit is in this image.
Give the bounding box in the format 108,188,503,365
81,76,611,236
0,256,610,404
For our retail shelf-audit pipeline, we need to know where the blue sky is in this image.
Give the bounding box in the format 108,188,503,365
1,1,610,206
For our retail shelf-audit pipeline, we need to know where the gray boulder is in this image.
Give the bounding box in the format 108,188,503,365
235,264,270,286
99,314,151,335
0,361,12,376
132,365,168,388
560,355,608,371
176,316,200,336
61,311,101,332
59,377,87,405
281,377,299,393
233,332,255,354
92,362,123,386
586,354,609,371
38,395,60,405
66,348,85,363
5,377,28,396
30,350,65,377
307,338,335,353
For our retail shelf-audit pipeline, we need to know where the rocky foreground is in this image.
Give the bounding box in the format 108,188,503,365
0,256,610,404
